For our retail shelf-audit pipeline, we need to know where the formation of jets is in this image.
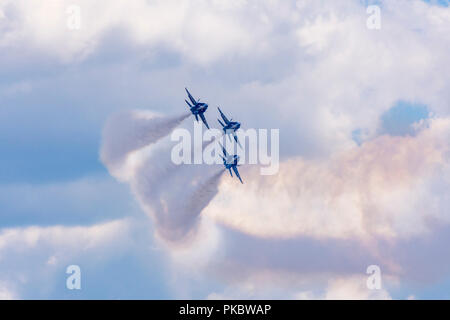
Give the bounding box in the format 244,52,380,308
185,88,243,184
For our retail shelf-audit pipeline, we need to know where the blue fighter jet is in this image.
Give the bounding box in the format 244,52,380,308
185,88,210,129
217,107,241,146
220,143,243,184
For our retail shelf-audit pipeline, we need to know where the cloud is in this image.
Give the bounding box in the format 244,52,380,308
0,283,17,300
205,117,450,240
1,0,450,299
0,218,139,298
323,275,392,300
207,273,393,300
2,0,449,184
189,118,449,298
0,219,133,259
100,107,450,299
0,175,136,227
96,0,450,296
0,0,264,64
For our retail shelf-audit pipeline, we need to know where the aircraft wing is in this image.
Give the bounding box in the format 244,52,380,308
217,107,230,125
232,165,243,184
185,88,197,105
232,132,242,148
220,143,228,157
199,112,210,129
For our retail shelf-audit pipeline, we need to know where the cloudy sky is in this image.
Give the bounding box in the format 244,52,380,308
0,0,449,299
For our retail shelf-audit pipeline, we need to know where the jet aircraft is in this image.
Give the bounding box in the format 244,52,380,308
185,88,210,129
217,107,241,146
220,143,243,184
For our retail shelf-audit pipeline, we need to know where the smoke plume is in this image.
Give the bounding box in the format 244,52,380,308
100,110,190,180
100,109,224,243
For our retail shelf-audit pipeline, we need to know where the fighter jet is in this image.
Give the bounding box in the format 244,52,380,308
219,143,243,184
217,107,241,146
185,88,210,129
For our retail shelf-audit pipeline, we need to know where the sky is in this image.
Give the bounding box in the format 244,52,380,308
0,0,449,299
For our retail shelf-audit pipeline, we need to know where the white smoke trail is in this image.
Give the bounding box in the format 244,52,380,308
130,134,225,243
140,169,224,242
100,110,190,180
100,109,225,243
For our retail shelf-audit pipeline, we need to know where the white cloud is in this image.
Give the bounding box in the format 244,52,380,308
0,219,135,297
2,0,449,157
207,273,393,300
0,282,17,300
0,0,267,64
2,0,450,299
323,275,391,300
205,117,450,240
0,219,132,259
100,103,450,299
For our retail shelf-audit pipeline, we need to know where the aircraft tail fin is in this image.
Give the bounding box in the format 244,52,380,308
199,112,210,129
218,107,230,124
219,143,227,157
233,133,242,148
185,100,193,108
218,119,225,127
185,88,197,105
232,165,243,184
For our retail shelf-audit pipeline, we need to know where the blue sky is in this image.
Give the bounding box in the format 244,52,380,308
0,0,449,299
